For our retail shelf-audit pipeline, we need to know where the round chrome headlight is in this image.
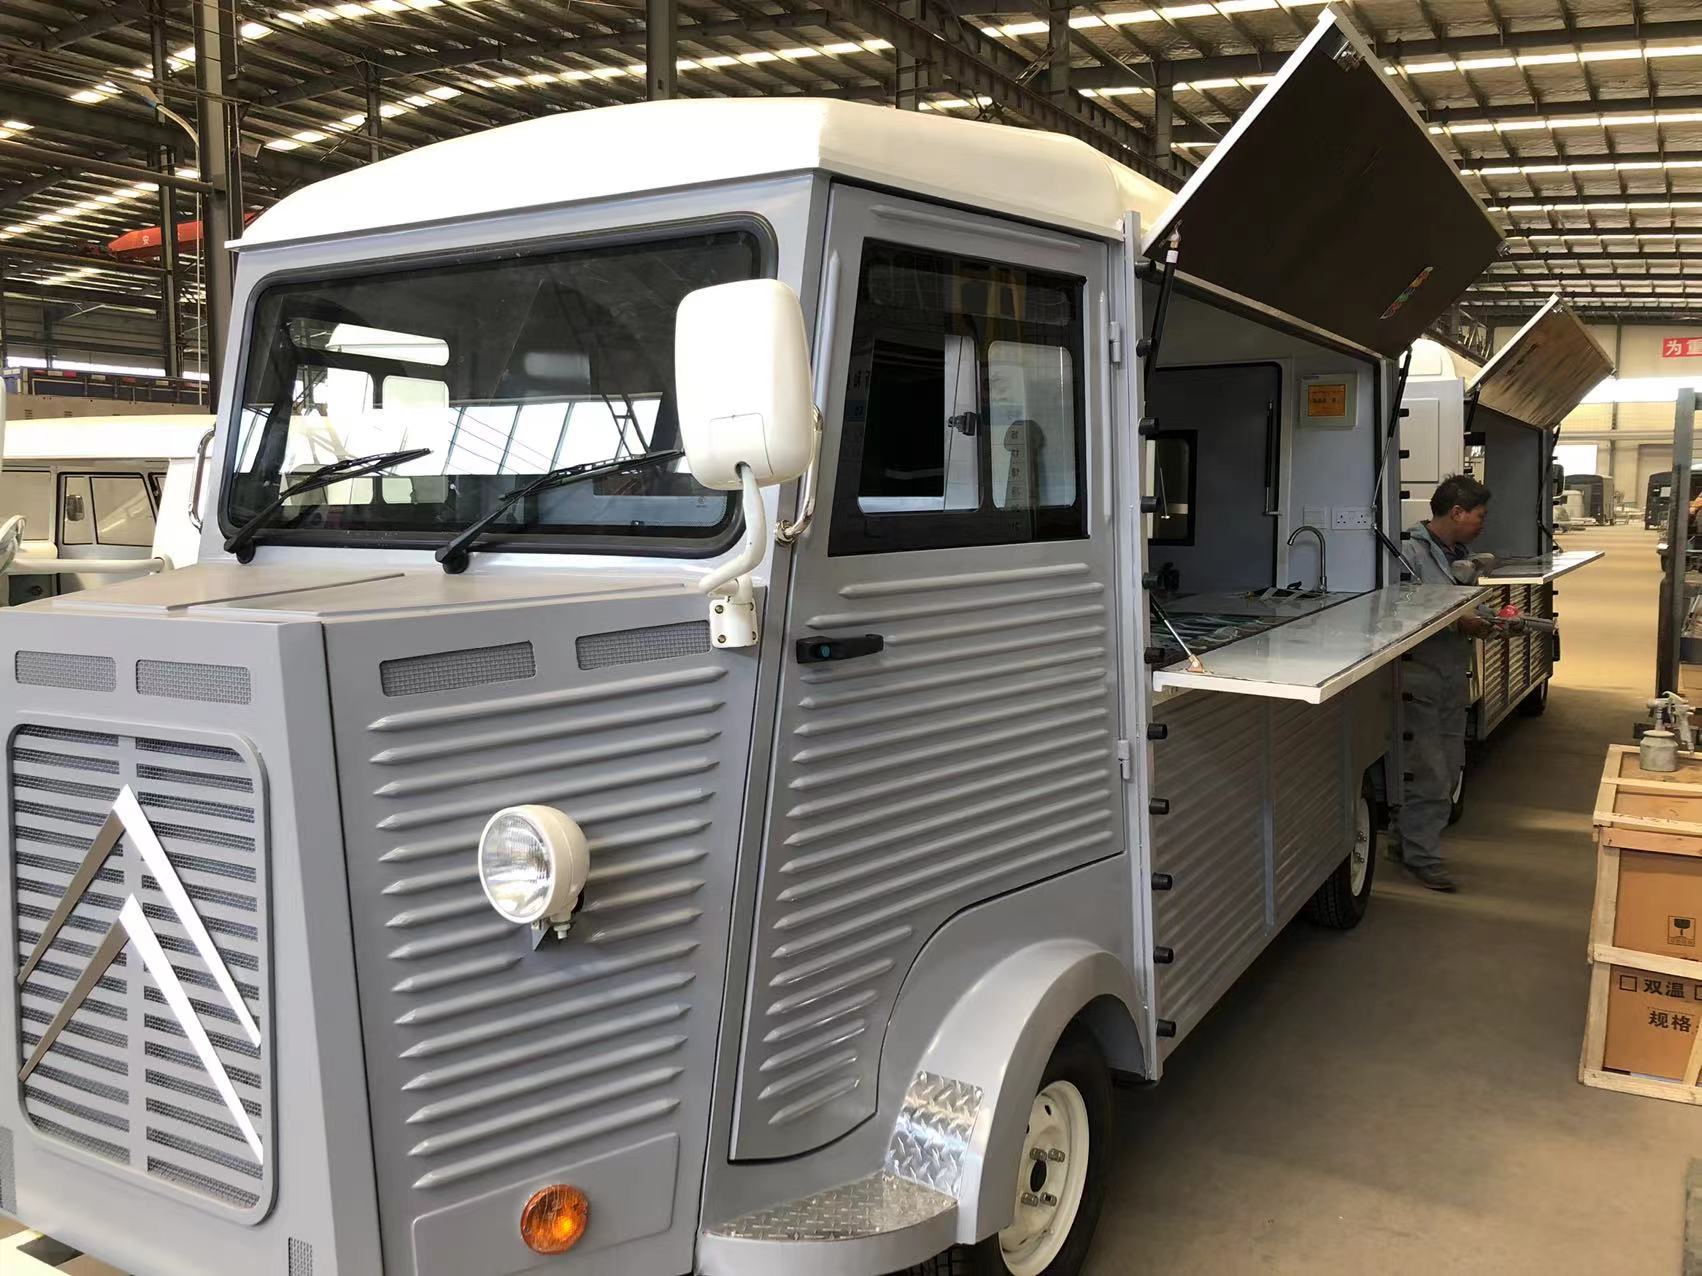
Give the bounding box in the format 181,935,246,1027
477,805,590,927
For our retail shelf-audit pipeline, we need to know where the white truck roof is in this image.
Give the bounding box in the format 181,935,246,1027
2,415,213,462
235,97,1177,249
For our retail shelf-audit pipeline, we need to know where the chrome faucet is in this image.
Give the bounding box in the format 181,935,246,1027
1286,524,1328,595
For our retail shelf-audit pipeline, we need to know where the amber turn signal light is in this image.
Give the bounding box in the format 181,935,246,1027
520,1184,589,1255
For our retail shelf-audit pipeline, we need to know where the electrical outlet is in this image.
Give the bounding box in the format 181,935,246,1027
1332,506,1374,530
1302,505,1329,528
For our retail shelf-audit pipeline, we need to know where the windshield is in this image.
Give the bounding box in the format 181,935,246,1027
224,227,763,554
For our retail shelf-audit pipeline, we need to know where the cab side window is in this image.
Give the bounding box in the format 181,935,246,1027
0,469,52,541
58,473,156,547
91,475,157,547
829,241,1086,555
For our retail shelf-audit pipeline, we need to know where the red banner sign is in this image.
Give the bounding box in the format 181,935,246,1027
1662,337,1702,358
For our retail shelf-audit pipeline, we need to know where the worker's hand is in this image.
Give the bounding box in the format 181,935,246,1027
1690,493,1702,515
1458,615,1494,639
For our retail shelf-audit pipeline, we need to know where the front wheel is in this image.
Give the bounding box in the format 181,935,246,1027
909,1028,1112,1276
1447,765,1466,825
1305,779,1377,929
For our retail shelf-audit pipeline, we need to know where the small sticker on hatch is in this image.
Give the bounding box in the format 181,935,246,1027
1381,266,1435,321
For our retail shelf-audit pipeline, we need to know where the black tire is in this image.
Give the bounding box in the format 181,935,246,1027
1519,679,1549,718
1446,765,1466,826
1305,779,1377,929
904,1028,1113,1276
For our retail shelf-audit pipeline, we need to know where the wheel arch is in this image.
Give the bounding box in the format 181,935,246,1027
909,940,1138,1245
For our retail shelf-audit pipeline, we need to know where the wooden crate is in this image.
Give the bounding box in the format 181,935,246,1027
1680,663,1702,702
1582,745,1702,1103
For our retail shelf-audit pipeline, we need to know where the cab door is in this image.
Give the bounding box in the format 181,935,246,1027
730,184,1129,1159
55,468,160,592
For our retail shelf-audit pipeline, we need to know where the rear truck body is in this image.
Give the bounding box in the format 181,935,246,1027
1398,296,1613,752
0,9,1502,1274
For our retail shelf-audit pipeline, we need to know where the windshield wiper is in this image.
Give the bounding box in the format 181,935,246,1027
436,449,684,574
225,447,433,563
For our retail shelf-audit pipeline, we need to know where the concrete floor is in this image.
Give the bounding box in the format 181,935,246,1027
1089,523,1702,1276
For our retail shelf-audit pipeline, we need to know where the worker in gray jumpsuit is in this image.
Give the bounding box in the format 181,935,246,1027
1399,474,1494,892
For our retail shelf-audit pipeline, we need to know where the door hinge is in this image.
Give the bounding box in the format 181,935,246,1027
1116,738,1133,781
1109,320,1123,366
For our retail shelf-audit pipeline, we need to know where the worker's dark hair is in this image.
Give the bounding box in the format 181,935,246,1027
1431,474,1491,518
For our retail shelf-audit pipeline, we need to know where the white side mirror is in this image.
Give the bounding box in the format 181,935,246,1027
675,280,821,649
675,279,815,490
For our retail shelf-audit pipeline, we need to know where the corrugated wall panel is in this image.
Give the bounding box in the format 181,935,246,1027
734,561,1122,1157
1150,692,1268,1052
1271,700,1347,923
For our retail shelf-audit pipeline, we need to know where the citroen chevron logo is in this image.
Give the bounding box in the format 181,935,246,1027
16,785,264,1162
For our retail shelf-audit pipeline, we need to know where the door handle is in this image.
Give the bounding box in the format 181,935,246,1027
796,634,885,664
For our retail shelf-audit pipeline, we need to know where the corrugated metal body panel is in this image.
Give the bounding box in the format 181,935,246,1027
1531,582,1554,684
1270,700,1347,923
1481,629,1508,726
734,560,1122,1158
1505,587,1532,707
9,724,273,1217
322,592,757,1276
1149,691,1268,1053
1150,685,1372,1059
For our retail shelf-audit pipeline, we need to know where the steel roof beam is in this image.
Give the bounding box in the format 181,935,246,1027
0,242,164,275
1432,94,1702,128
813,0,1177,182
1492,252,1702,262
26,1,152,52
253,12,835,108
0,84,340,189
1069,15,1702,87
1487,194,1702,208
0,139,213,192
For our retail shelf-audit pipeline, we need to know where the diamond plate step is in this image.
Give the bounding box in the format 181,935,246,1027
700,1171,955,1276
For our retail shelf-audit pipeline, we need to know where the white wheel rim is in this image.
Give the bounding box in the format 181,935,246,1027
999,1080,1090,1276
1451,769,1464,805
1349,795,1371,895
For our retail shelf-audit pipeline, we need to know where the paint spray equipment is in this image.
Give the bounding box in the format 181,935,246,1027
1641,692,1696,773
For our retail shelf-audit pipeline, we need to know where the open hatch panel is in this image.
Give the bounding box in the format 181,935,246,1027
1468,294,1615,431
1140,8,1503,357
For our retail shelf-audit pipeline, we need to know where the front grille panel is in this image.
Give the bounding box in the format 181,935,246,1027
9,724,272,1218
380,642,536,698
136,660,253,705
324,599,756,1275
15,651,117,693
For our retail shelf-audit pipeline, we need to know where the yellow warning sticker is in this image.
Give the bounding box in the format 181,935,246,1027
1307,383,1348,418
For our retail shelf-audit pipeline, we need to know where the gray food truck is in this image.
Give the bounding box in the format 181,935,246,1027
0,10,1499,1275
1399,297,1612,812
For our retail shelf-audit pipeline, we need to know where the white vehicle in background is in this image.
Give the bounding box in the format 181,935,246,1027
0,411,213,604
